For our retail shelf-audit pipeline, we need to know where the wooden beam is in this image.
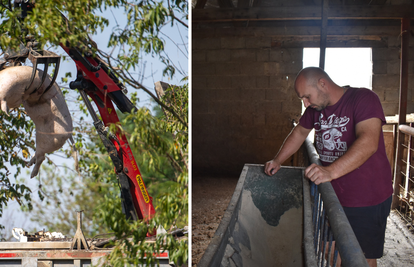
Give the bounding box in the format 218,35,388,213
319,0,329,69
252,0,261,7
302,0,316,5
192,5,414,22
398,17,410,125
217,0,234,8
238,0,250,9
195,0,208,9
270,35,383,40
393,17,411,209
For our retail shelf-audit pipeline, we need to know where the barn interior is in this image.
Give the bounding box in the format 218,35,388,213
192,0,414,266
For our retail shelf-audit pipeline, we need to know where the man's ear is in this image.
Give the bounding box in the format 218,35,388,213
318,78,327,91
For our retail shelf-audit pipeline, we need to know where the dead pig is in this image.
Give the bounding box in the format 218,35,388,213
0,66,73,178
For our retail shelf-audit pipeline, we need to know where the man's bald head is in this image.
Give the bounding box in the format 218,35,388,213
294,67,344,110
295,67,333,90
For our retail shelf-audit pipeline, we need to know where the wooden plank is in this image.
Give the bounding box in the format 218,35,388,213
0,242,72,249
398,17,410,126
383,131,395,169
237,0,250,8
252,0,261,7
270,35,383,41
218,0,234,8
319,0,329,69
302,0,316,5
393,17,411,209
195,0,208,9
192,5,414,22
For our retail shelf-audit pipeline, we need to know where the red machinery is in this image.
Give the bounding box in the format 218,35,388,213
0,0,156,223
62,44,156,223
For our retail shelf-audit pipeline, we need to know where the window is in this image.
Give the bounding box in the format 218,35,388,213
302,47,373,113
303,47,372,88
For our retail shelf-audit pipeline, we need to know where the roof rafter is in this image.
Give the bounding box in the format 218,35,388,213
195,0,208,9
237,0,250,8
218,0,234,8
192,5,414,22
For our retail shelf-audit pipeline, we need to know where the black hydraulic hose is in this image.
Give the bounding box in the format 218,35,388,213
68,48,101,72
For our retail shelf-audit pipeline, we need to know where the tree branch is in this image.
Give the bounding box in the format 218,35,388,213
96,50,188,128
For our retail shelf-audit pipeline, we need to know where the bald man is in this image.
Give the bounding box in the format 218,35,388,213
265,67,393,267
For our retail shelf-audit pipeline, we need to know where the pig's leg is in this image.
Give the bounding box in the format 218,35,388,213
28,152,45,178
0,101,8,115
27,131,69,178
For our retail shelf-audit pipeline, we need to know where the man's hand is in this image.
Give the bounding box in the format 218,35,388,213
304,164,334,185
264,159,281,176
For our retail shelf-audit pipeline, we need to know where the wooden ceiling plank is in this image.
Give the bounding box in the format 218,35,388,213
319,0,329,69
192,5,414,22
252,0,261,7
218,0,234,8
195,0,208,9
238,0,251,8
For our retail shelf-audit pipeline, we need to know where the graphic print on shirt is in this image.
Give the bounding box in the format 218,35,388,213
315,113,350,163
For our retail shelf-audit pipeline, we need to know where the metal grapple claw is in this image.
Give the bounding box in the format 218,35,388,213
26,48,61,95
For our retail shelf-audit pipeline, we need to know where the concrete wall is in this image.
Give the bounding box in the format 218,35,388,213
373,40,414,115
192,19,414,176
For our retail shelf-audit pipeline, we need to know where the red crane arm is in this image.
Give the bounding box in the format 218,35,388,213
60,43,156,222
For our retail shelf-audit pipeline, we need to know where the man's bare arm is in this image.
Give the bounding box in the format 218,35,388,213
265,124,311,176
305,117,382,184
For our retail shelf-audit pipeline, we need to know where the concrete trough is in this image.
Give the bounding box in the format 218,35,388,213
198,164,304,267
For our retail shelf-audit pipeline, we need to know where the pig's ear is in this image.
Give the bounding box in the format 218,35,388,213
0,101,8,115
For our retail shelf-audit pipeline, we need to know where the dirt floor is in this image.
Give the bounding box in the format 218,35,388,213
192,176,414,267
379,211,414,267
192,176,238,266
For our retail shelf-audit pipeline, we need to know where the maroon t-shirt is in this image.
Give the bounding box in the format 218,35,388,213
299,87,393,207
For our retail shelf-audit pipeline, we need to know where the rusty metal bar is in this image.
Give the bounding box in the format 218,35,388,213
393,17,410,209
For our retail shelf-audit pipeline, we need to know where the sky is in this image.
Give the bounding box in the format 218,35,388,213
1,4,188,239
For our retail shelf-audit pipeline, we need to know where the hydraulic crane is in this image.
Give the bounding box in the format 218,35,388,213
0,0,156,224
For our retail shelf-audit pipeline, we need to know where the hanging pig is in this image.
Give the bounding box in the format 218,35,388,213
0,65,73,178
